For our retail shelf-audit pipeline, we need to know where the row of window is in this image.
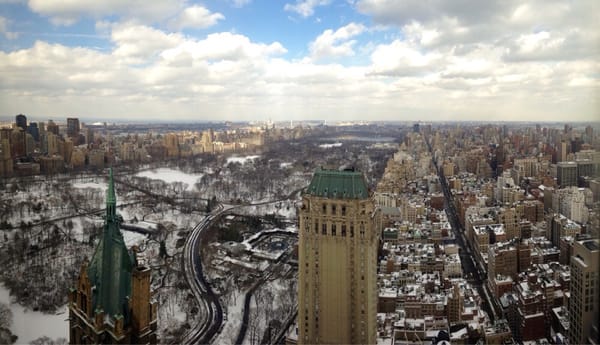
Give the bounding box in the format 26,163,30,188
305,219,367,238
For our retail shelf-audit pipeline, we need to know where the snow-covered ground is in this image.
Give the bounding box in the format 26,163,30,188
72,181,107,190
122,230,148,247
243,278,296,345
135,168,203,191
0,284,68,343
213,287,247,344
226,155,260,165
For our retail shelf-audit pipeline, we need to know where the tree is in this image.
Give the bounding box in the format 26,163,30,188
0,303,12,329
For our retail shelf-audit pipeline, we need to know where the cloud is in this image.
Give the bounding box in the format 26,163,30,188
231,0,252,8
284,0,331,18
27,0,186,25
1,1,598,122
171,5,224,30
369,39,441,76
0,16,18,39
309,23,365,60
109,23,184,63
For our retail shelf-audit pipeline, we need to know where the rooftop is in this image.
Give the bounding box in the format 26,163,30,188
306,168,369,199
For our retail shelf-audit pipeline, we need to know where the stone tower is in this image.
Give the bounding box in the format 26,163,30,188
298,168,381,344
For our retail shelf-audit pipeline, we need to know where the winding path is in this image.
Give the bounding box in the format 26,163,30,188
181,188,303,345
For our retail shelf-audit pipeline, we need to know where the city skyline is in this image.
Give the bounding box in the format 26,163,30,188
0,1,598,122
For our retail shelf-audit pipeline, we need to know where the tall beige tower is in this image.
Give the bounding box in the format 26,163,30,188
298,168,381,344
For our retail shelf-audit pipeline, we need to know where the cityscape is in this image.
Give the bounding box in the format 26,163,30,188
0,1,599,345
0,116,598,345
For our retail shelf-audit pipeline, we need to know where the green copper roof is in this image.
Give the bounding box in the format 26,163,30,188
306,168,369,199
87,168,133,320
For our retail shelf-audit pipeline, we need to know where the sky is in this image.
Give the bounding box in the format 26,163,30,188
0,0,598,122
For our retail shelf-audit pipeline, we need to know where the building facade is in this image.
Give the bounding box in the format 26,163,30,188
568,239,599,345
298,168,381,344
69,169,157,344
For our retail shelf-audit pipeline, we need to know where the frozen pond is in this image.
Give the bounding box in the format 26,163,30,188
135,168,203,191
226,155,260,165
0,284,68,343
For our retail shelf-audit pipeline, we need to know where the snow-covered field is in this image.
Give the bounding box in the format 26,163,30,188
136,168,204,191
122,230,148,247
72,181,106,190
226,155,260,165
213,287,247,344
0,284,68,343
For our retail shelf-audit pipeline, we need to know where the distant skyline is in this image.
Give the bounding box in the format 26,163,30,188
0,0,598,122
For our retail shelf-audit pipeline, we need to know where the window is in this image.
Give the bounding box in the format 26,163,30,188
322,223,327,235
322,204,327,213
342,206,346,216
332,204,336,215
342,224,347,236
350,223,354,237
314,221,318,234
332,224,336,236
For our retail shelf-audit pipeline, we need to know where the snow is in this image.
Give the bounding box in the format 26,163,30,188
226,155,260,165
213,287,247,344
135,168,203,191
279,162,292,169
122,230,148,247
0,284,68,343
319,142,342,148
72,181,107,190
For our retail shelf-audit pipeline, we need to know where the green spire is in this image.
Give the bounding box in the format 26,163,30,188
106,167,117,221
87,168,133,321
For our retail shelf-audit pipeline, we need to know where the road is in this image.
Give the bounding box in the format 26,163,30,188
181,189,303,345
424,134,498,322
180,206,228,345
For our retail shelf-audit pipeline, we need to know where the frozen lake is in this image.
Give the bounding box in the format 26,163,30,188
226,155,260,165
0,284,68,343
135,168,203,191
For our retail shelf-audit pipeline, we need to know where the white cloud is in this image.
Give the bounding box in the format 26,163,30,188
284,0,331,18
369,39,441,76
27,0,186,25
0,16,18,39
171,5,224,30
110,23,184,63
0,3,598,122
309,23,365,60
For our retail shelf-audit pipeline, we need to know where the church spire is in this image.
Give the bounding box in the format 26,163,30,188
107,167,117,221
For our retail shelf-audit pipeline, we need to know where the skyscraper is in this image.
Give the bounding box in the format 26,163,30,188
568,239,599,345
15,114,26,131
298,168,380,344
67,117,80,140
69,169,157,344
557,161,578,187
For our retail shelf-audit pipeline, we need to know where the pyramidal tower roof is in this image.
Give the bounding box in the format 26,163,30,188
306,168,369,199
87,168,133,319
